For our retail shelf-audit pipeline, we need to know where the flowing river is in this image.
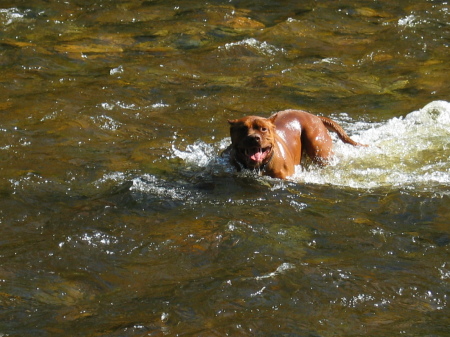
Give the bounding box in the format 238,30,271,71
1,0,449,335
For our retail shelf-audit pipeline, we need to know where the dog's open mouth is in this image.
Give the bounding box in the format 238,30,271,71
244,146,272,163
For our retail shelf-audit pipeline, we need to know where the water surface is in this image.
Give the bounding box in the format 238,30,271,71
1,0,449,336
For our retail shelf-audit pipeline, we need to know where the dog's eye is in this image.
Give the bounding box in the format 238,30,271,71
261,127,268,132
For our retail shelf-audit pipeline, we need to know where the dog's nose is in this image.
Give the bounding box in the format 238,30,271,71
244,134,261,146
250,134,261,142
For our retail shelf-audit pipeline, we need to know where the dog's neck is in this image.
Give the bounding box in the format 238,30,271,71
261,137,294,179
258,147,275,173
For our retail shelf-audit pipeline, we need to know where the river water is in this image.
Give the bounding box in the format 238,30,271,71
1,0,449,336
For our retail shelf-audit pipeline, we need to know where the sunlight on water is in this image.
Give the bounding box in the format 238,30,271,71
0,8,28,25
172,101,450,192
2,0,450,335
171,141,220,168
301,101,450,190
131,174,199,202
171,138,231,171
220,38,286,56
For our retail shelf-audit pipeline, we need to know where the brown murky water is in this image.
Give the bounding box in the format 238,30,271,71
1,0,449,336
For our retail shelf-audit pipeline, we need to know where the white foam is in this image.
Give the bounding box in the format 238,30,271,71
172,101,450,191
171,138,230,168
171,141,217,167
131,174,195,201
0,8,27,25
221,38,285,56
254,262,295,280
110,65,124,75
398,14,420,27
293,101,450,190
91,115,122,131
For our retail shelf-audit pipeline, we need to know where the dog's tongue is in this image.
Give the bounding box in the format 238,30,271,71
250,148,266,162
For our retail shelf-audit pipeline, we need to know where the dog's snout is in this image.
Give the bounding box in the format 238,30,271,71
246,133,261,145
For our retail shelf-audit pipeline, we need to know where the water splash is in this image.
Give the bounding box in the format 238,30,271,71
172,101,450,192
171,138,231,169
296,101,450,190
131,174,197,202
220,38,285,56
0,8,30,25
171,141,218,168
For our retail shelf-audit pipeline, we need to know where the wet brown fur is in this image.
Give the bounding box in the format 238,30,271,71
225,109,365,179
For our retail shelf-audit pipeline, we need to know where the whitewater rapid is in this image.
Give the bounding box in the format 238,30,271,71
172,101,450,192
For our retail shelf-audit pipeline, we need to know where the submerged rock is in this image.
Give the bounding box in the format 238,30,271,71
223,16,265,30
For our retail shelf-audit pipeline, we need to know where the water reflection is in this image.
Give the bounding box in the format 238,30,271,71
1,0,449,335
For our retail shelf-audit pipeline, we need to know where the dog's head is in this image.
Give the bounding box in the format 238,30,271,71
228,114,278,169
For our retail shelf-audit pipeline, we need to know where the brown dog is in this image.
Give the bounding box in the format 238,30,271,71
225,109,365,179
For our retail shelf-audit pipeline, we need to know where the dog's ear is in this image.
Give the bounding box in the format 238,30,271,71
228,119,238,125
268,113,278,124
